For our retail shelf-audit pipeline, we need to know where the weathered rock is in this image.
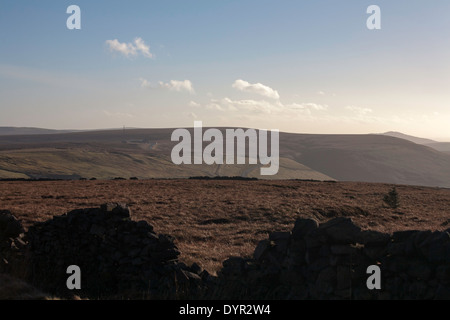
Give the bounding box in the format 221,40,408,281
336,265,352,291
21,204,207,299
363,245,387,260
269,231,291,242
89,224,106,236
313,266,335,297
417,232,450,263
407,260,432,280
254,239,271,261
435,285,450,299
330,244,358,255
392,230,419,242
358,230,391,245
0,274,49,300
0,210,24,240
222,257,246,276
101,202,130,218
436,265,450,283
190,262,202,275
3,203,450,300
319,217,361,244
213,216,450,300
292,218,319,240
269,232,291,253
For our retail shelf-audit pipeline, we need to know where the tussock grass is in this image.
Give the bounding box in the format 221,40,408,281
1,179,449,275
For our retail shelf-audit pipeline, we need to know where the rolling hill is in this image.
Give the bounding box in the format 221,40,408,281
424,142,450,154
0,128,333,181
0,127,80,136
381,131,437,145
381,131,450,155
0,127,450,187
280,133,450,187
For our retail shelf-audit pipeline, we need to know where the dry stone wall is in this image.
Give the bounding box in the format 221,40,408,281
215,217,450,299
2,204,212,299
0,210,27,277
1,205,450,300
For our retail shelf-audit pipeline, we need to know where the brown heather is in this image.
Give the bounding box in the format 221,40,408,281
1,179,449,274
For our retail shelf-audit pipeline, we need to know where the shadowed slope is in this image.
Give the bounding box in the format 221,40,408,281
0,128,449,186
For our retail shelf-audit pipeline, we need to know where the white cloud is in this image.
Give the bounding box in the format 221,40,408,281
220,97,281,114
105,39,136,57
288,103,328,111
206,102,227,111
139,77,153,88
317,91,325,95
189,101,201,107
103,110,135,118
106,37,153,58
232,79,280,99
159,80,195,94
345,106,373,115
133,37,153,58
338,106,379,125
184,112,198,119
205,98,327,116
139,78,195,93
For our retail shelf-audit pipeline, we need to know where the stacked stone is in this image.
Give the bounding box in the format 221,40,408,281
216,217,450,300
2,204,450,300
0,210,27,277
25,203,209,299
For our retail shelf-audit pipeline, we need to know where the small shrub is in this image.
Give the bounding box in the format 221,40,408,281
383,187,400,209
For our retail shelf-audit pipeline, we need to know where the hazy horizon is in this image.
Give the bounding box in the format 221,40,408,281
1,1,449,140
1,125,450,142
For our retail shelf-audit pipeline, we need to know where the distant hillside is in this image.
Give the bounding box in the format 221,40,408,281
0,127,80,136
381,131,450,155
381,131,437,145
424,142,450,154
0,128,450,187
0,128,333,181
280,133,450,187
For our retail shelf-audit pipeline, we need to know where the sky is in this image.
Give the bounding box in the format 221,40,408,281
0,0,449,140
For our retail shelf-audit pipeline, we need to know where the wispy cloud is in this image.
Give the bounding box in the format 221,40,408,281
188,101,201,107
288,102,328,111
158,80,195,94
133,37,153,58
232,79,280,99
345,105,373,115
184,112,198,119
139,77,153,88
103,110,135,118
106,37,153,58
205,97,327,116
220,98,282,114
139,78,195,93
206,102,228,112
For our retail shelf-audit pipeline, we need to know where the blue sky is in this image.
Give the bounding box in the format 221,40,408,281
1,1,449,139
